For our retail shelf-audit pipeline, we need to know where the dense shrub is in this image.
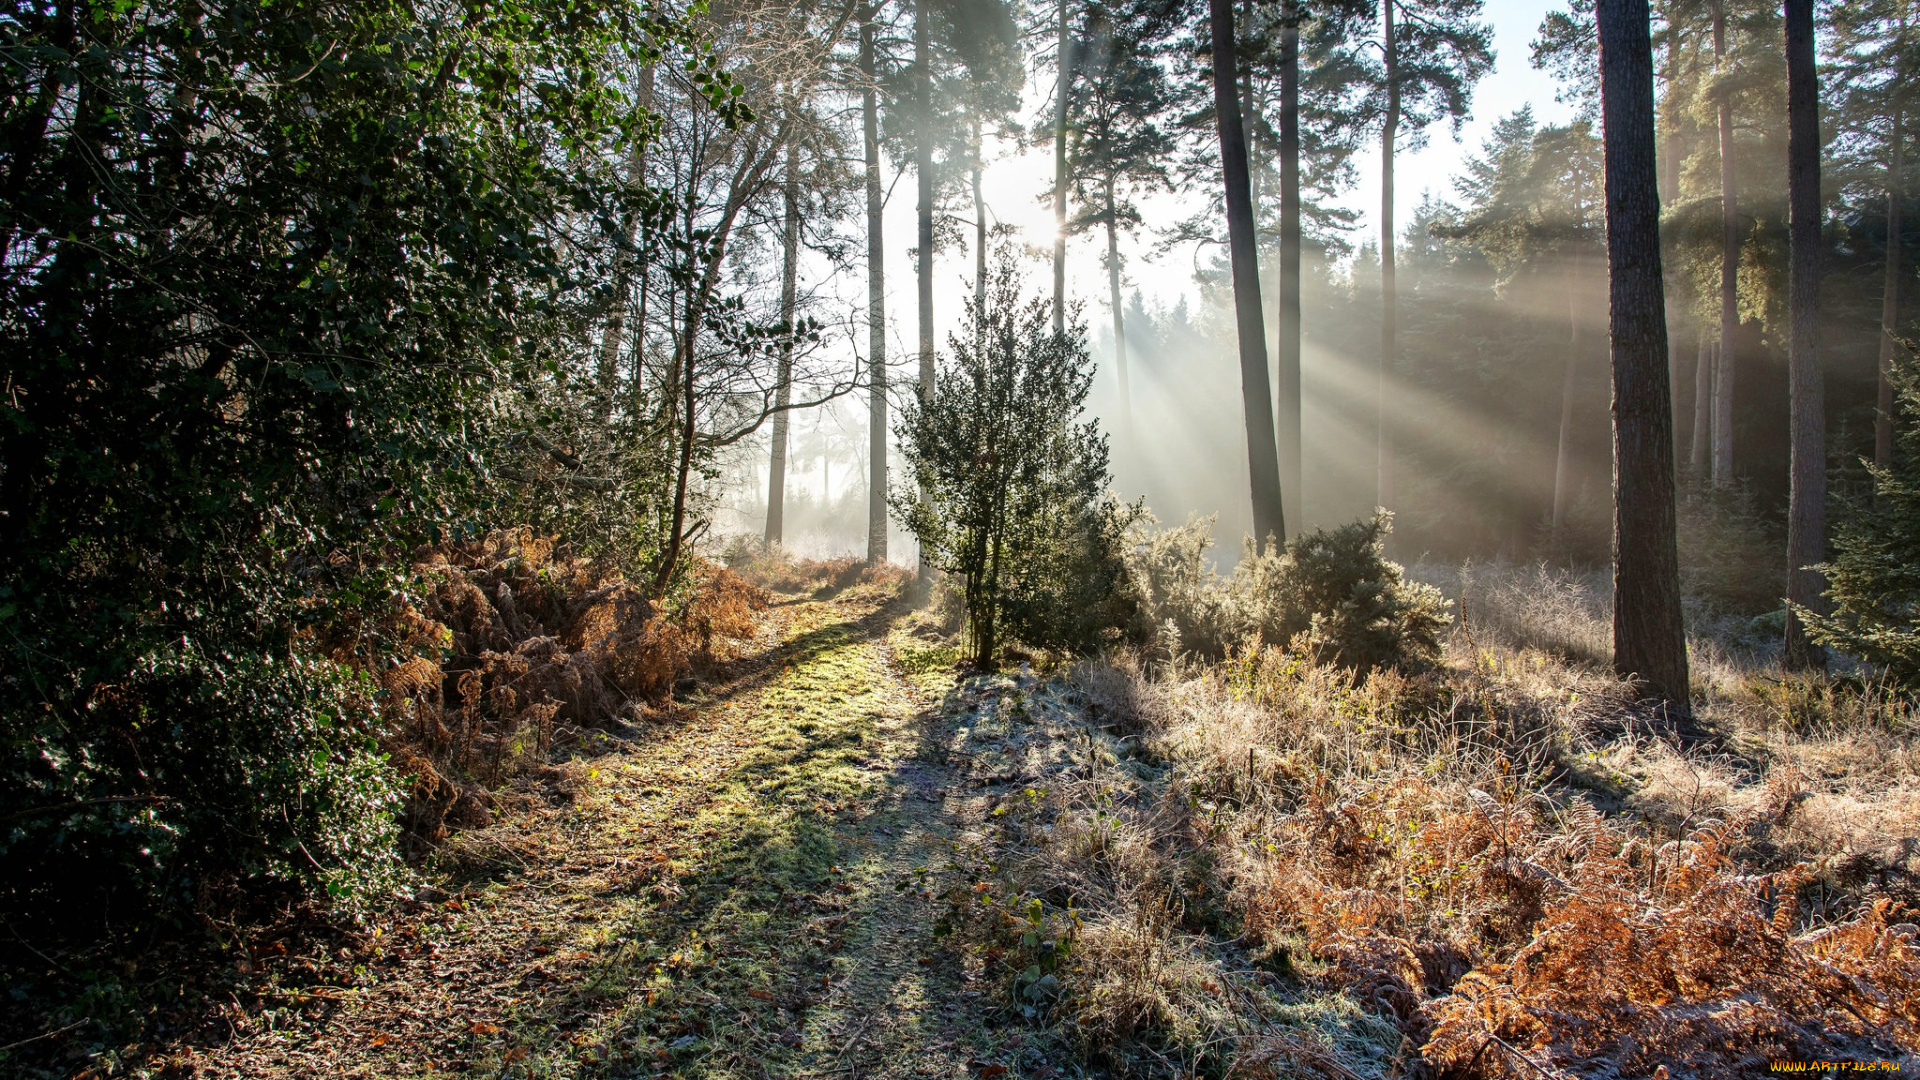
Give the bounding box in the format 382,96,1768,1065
1,649,402,929
1002,500,1143,657
1125,511,1450,671
1123,513,1246,658
720,538,911,596
373,532,766,847
1241,512,1452,671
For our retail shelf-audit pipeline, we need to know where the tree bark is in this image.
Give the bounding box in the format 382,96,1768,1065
1104,186,1132,449
766,141,801,546
1711,0,1738,487
862,6,889,564
916,0,935,406
653,139,775,596
916,0,935,578
1598,0,1690,713
1277,2,1303,534
974,114,988,312
1053,0,1073,334
1783,0,1826,670
1691,328,1712,476
1209,0,1286,546
1879,104,1903,470
1379,0,1399,517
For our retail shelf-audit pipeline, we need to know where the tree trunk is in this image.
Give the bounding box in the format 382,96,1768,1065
1711,0,1737,487
1105,188,1132,450
599,70,654,421
766,142,801,546
862,7,889,564
1691,328,1712,476
1553,262,1580,539
1208,0,1285,546
1783,0,1826,670
916,0,935,579
1598,0,1690,714
1277,2,1303,533
916,0,934,404
1879,105,1903,470
974,114,988,312
1053,0,1073,334
653,143,773,596
1379,0,1399,517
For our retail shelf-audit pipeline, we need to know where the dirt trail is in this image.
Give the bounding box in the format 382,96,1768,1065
174,588,1030,1080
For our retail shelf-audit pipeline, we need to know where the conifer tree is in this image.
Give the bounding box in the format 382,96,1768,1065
1598,0,1691,715
862,1,891,564
1783,0,1824,669
1828,0,1920,470
1066,0,1174,451
1207,0,1287,544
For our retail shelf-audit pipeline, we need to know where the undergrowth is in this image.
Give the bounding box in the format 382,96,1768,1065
721,536,912,600
0,530,769,1077
351,530,769,850
926,562,1920,1078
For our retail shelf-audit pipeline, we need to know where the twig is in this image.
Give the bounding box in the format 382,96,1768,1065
1486,1034,1563,1080
0,1018,85,1053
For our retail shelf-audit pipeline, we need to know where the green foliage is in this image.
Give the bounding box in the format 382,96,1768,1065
1123,513,1247,660
1240,512,1452,672
0,0,740,937
893,251,1128,666
1126,512,1450,672
1804,367,1920,682
1,648,402,924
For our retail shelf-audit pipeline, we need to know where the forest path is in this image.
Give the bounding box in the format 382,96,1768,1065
181,586,1028,1080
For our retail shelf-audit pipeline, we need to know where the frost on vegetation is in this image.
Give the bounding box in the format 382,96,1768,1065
1124,510,1450,672
720,536,912,598
933,560,1920,1078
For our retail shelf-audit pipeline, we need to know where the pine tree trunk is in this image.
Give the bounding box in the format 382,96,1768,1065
916,0,934,404
1690,328,1711,476
1105,188,1132,449
1712,0,1737,488
1277,3,1303,533
862,7,889,564
766,143,800,546
1783,0,1826,670
915,0,935,579
1379,0,1399,517
974,115,988,313
1879,105,1903,470
1053,0,1072,334
1553,263,1580,540
1208,0,1285,546
1598,0,1690,715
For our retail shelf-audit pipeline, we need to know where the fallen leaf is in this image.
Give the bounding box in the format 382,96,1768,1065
469,1021,500,1035
969,1062,1008,1079
747,989,775,1001
371,1032,391,1048
503,1046,529,1063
